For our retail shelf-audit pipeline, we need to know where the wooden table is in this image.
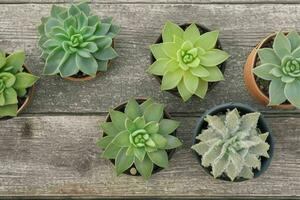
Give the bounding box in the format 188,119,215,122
0,0,299,199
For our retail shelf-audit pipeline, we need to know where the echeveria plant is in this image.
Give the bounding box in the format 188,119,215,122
38,2,120,78
253,31,300,108
97,98,182,180
0,50,39,117
192,109,270,181
148,21,229,101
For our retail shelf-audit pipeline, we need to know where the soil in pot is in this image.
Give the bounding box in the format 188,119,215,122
150,23,226,97
192,103,274,182
103,98,177,177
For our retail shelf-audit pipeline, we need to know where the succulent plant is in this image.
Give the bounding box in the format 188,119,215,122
148,21,229,101
191,108,270,181
97,98,182,180
253,31,300,108
38,2,120,78
0,50,39,117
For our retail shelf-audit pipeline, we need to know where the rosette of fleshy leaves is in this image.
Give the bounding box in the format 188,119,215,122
192,108,270,181
253,31,300,108
97,98,182,180
0,50,39,117
148,21,229,101
38,2,120,78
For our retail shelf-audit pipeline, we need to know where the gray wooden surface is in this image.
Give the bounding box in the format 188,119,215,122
0,0,299,199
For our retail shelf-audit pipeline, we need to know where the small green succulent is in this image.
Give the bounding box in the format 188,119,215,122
148,21,229,101
192,108,270,181
0,50,39,117
38,2,120,78
253,31,300,108
97,98,182,180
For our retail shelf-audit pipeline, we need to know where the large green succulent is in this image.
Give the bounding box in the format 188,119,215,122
148,21,229,101
0,50,39,117
253,31,300,108
38,2,120,78
191,109,270,181
97,98,182,180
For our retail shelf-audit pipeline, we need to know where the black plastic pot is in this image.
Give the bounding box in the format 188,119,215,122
192,102,274,182
103,97,177,177
150,23,226,98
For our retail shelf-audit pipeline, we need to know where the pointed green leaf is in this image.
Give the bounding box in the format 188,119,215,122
94,47,118,60
194,30,219,50
125,98,142,120
257,48,281,66
44,48,65,75
287,31,300,51
133,117,146,129
194,78,208,98
109,109,127,131
200,49,229,67
177,80,193,102
76,54,98,76
102,142,121,159
135,155,153,180
161,69,183,90
0,104,18,117
183,23,200,44
144,121,159,134
165,135,182,149
150,43,168,60
148,149,168,168
59,53,78,77
268,78,286,106
253,63,278,80
273,32,291,59
96,136,114,149
140,98,154,112
112,130,131,147
5,51,25,72
134,147,146,161
144,103,164,123
147,59,170,76
162,21,183,42
115,148,134,175
100,122,119,136
284,79,300,108
158,119,180,135
190,66,209,77
3,88,18,105
183,71,199,93
13,72,38,89
151,134,167,149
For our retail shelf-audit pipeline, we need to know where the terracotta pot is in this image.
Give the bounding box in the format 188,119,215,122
244,32,294,109
192,103,274,182
64,40,115,82
150,23,226,97
103,97,177,177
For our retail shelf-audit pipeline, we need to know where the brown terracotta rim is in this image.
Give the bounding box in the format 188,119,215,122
244,32,295,109
103,97,177,177
64,39,115,82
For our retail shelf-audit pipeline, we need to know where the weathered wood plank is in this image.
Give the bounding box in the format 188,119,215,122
0,115,298,197
1,3,300,114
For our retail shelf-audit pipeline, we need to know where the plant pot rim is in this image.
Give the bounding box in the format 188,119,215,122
63,40,115,82
192,102,274,182
103,97,177,177
244,32,296,109
0,54,36,120
150,23,226,98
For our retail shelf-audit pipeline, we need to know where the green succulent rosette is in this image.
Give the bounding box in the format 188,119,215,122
0,50,39,117
148,21,229,102
192,109,270,181
38,2,120,78
253,31,300,108
97,98,182,180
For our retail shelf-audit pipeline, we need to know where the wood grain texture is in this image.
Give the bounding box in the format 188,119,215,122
2,3,300,114
0,115,298,197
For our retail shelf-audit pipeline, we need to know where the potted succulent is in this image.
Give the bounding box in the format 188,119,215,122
191,103,273,182
0,49,39,118
244,31,300,109
148,21,229,101
37,2,120,81
97,98,182,180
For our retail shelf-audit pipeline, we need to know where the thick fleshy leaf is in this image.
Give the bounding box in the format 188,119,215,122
97,60,108,72
4,88,18,105
292,46,300,58
59,53,78,77
96,136,114,149
0,104,18,117
0,52,6,69
270,67,283,78
135,155,153,180
115,148,134,175
257,48,281,66
191,142,209,156
194,78,208,98
5,51,25,72
183,23,200,44
202,143,222,167
284,79,300,108
13,72,38,89
162,21,183,42
50,5,67,18
144,103,164,122
273,32,291,59
144,121,159,134
16,88,27,97
45,18,61,34
148,150,168,168
183,70,198,93
112,130,131,147
125,118,135,132
77,2,91,15
125,98,142,120
194,30,219,50
281,75,295,83
134,147,146,161
140,98,154,112
95,23,111,35
76,54,98,76
225,109,240,133
147,59,170,76
252,63,278,80
109,109,127,131
161,69,183,90
158,119,180,135
94,47,118,60
162,42,180,59
200,49,229,67
150,44,168,59
190,66,209,77
102,142,121,159
82,42,98,53
94,37,112,49
133,117,146,129
240,112,260,131
287,31,300,51
165,135,182,149
151,134,167,148
100,122,119,136
44,48,65,75
212,155,229,178
177,80,193,102
201,67,224,82
268,78,286,106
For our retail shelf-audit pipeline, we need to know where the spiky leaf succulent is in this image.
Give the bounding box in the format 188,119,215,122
148,21,229,101
97,98,182,180
0,50,39,117
191,108,270,181
253,31,300,108
38,2,120,78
